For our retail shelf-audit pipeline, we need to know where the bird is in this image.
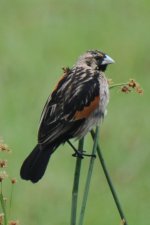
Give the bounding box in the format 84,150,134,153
20,50,115,183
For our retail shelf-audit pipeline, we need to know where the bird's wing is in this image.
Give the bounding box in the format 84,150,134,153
63,68,100,121
38,69,72,144
38,68,100,145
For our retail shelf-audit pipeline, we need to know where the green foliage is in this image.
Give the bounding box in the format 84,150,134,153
0,0,149,224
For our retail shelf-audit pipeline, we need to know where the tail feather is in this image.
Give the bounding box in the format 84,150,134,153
20,144,54,183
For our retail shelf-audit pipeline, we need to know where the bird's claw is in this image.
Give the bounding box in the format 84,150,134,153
72,152,84,159
72,150,96,159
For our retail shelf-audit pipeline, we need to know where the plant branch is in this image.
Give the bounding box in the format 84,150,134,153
109,83,128,89
70,138,84,225
78,126,99,225
91,130,128,225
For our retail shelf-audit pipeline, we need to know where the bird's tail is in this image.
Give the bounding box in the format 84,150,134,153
20,144,56,183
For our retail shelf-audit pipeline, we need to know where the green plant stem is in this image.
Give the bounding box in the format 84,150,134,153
78,126,99,225
70,138,84,225
0,184,8,225
9,183,14,218
91,130,128,225
109,82,128,89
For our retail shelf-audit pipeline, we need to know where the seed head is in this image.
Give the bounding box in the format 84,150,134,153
0,171,8,182
0,160,7,168
107,78,113,85
0,144,10,153
128,79,144,94
121,86,131,93
11,178,17,184
62,67,71,74
0,213,4,225
8,220,19,225
128,79,136,88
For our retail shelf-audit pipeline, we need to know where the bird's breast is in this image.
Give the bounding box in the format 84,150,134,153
74,75,109,139
98,74,109,116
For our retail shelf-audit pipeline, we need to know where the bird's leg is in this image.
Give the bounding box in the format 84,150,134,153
67,140,96,159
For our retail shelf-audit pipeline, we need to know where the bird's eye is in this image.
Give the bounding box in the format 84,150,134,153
94,54,103,61
94,52,103,59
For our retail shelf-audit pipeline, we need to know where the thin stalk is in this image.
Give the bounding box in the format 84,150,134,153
91,130,128,225
9,183,14,218
78,126,99,225
109,83,128,89
70,138,84,225
0,183,7,225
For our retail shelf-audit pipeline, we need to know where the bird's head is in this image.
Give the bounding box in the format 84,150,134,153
76,50,115,71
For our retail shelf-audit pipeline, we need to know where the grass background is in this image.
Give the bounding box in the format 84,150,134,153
0,0,149,224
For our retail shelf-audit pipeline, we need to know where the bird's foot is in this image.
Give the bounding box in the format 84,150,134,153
67,140,96,159
72,150,96,159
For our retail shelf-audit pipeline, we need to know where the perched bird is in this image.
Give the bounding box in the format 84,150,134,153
20,50,115,183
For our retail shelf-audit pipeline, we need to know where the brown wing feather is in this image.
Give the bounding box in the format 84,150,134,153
73,96,100,120
38,68,100,145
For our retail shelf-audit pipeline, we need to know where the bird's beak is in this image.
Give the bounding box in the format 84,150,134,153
101,55,115,65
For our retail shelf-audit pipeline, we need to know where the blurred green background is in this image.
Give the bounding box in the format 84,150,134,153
0,0,149,224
